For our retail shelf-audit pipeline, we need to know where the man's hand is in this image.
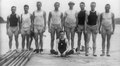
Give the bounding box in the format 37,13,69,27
58,52,61,56
63,52,66,56
18,29,21,34
96,29,99,33
84,29,87,34
42,27,46,33
99,30,102,34
74,26,78,32
6,29,9,35
48,27,51,33
99,27,102,34
111,31,114,35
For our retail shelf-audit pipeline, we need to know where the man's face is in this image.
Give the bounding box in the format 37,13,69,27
60,32,64,38
11,7,16,13
54,3,60,9
37,2,42,9
80,3,85,10
91,3,96,10
24,6,29,12
69,4,74,9
105,4,110,11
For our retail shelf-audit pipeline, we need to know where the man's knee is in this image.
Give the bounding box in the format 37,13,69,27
71,37,74,41
93,39,96,43
40,36,43,41
35,37,38,41
15,35,18,38
51,36,55,42
15,36,18,42
9,36,13,41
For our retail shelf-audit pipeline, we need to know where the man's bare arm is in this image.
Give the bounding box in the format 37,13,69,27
76,12,78,27
63,12,67,28
18,15,21,32
48,12,52,28
61,12,63,29
43,11,46,30
97,13,100,30
99,13,103,32
6,16,10,30
84,12,88,33
112,13,115,33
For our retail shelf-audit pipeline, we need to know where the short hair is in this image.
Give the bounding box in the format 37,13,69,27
37,1,42,4
106,4,110,6
24,4,29,8
91,2,96,5
68,1,75,5
11,6,16,9
54,2,60,5
105,4,111,8
80,2,85,5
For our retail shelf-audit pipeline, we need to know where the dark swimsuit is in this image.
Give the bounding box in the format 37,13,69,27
58,39,67,54
9,14,18,27
78,10,86,25
87,11,98,26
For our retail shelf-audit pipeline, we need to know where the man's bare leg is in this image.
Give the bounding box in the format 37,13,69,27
100,34,106,56
22,35,25,51
77,32,82,53
106,34,111,56
39,33,43,52
85,33,91,56
9,36,13,51
92,33,97,56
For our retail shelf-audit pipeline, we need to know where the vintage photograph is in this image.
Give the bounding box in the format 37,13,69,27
0,0,120,66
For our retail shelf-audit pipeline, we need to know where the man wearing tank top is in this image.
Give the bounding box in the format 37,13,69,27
33,1,46,53
7,6,20,51
99,4,115,57
55,31,74,57
64,1,77,52
21,5,32,51
76,2,87,54
48,2,63,54
86,2,100,56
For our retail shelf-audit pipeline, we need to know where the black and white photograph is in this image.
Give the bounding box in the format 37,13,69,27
0,0,120,66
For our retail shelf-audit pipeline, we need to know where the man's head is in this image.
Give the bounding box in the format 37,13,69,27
59,31,65,39
36,1,42,10
68,1,75,9
54,2,60,10
90,2,96,11
24,5,29,12
80,2,85,10
11,6,16,14
105,4,110,12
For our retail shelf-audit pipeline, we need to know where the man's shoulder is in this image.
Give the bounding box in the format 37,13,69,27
7,15,10,18
64,38,68,42
16,14,20,18
96,11,100,15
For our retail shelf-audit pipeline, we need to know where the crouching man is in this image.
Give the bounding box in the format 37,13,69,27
55,31,74,57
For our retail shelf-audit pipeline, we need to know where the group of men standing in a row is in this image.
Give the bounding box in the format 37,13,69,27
7,1,115,57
